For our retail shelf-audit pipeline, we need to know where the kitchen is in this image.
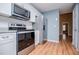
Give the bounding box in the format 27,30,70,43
0,3,43,55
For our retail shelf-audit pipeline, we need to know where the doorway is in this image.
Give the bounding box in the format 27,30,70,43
59,13,72,43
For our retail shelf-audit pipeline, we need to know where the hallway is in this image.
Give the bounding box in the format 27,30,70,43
29,37,78,55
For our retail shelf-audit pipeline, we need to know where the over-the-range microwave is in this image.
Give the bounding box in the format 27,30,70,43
11,4,30,21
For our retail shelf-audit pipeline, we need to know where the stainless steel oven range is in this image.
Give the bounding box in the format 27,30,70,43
9,23,35,55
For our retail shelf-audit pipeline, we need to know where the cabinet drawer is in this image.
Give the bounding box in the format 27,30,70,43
0,33,16,44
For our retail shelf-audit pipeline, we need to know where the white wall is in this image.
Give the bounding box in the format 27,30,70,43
43,9,59,43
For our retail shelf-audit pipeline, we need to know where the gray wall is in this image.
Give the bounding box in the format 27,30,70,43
43,9,59,42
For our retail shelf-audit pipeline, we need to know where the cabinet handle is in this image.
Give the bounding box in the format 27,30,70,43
1,36,9,39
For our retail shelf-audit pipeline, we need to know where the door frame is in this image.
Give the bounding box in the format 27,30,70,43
62,22,69,36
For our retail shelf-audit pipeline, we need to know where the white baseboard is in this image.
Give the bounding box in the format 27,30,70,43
75,48,79,52
35,41,39,46
48,40,59,43
72,43,79,52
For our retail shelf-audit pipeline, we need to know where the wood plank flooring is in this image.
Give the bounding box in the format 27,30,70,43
29,38,78,55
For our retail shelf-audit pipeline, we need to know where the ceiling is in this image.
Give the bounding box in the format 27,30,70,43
31,3,74,14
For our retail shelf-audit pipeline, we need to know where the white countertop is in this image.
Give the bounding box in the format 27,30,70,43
0,30,17,33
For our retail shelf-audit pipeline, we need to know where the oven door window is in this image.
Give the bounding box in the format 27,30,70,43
18,32,34,52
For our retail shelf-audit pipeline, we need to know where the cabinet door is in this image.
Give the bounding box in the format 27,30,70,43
0,42,16,55
16,3,24,8
35,15,43,43
0,3,11,16
30,10,36,22
24,4,37,22
0,33,16,55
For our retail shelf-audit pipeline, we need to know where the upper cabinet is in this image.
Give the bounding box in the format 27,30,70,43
0,3,12,16
24,4,37,22
16,3,24,8
0,3,25,16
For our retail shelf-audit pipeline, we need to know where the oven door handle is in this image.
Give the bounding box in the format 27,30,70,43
17,31,34,34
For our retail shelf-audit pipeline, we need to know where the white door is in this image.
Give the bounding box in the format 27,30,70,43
73,5,78,49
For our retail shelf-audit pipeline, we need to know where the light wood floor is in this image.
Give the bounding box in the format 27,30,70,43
29,37,79,55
